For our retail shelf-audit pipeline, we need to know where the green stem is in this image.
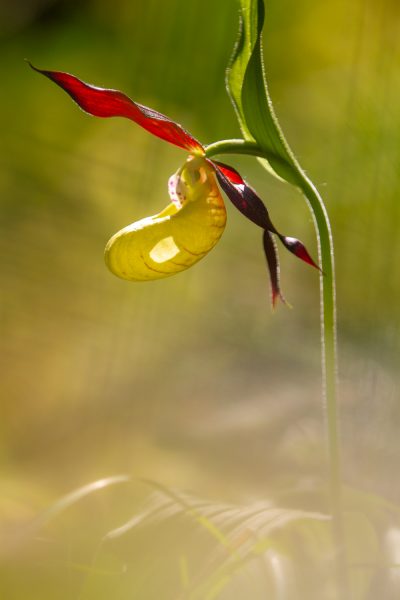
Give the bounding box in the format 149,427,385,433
205,139,261,158
298,176,348,596
206,140,347,596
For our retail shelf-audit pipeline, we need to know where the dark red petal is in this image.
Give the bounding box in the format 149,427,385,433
212,160,320,272
29,63,204,154
263,230,286,308
213,160,284,304
213,161,271,229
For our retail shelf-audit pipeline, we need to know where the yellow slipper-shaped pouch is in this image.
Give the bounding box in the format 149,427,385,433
104,156,227,281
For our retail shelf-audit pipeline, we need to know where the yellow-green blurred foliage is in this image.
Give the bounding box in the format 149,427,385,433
1,0,400,598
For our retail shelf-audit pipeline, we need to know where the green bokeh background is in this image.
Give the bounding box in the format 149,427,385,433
1,0,400,597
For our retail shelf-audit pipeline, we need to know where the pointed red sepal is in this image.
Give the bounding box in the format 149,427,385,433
28,62,204,154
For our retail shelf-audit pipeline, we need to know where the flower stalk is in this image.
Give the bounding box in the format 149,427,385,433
206,139,347,597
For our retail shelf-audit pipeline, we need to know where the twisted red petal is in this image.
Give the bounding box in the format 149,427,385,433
213,161,244,185
263,230,286,308
212,160,320,270
211,159,320,305
212,161,270,228
29,63,204,154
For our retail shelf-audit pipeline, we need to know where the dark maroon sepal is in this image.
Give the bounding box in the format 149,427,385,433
28,62,204,154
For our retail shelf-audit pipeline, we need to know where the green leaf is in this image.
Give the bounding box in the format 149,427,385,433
227,0,303,185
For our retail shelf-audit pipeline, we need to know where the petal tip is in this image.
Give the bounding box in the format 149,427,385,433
279,236,321,272
26,59,37,71
271,290,291,311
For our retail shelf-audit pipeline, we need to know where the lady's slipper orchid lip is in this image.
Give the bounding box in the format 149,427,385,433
30,63,319,306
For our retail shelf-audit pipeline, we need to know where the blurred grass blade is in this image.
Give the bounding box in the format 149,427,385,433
103,491,177,540
105,484,329,599
142,480,233,549
227,0,302,184
34,475,130,530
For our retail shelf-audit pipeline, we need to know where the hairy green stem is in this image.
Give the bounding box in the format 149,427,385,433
206,139,347,595
298,175,348,597
205,139,261,158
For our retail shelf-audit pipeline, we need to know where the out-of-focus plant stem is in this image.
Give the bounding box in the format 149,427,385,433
206,139,348,597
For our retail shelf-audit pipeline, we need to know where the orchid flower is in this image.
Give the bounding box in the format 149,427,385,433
30,63,319,306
